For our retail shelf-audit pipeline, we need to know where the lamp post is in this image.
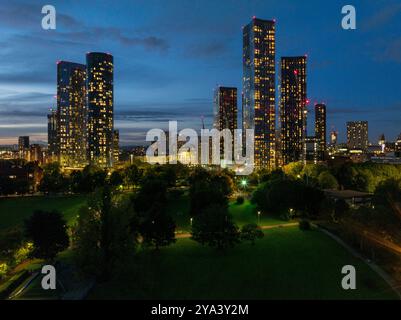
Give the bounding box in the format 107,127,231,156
257,211,261,224
190,217,193,226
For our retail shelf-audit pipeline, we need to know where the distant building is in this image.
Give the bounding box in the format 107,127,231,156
213,86,237,160
0,160,43,193
243,17,276,169
305,136,318,164
47,109,58,160
18,136,29,160
87,52,114,168
396,133,401,157
280,56,307,165
113,129,119,164
57,61,87,168
330,130,338,145
29,144,43,164
378,134,386,153
315,103,326,161
347,121,368,151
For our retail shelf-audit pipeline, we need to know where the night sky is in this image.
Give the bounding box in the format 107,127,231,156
0,0,400,146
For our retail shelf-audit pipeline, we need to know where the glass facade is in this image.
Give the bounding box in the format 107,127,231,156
47,109,58,158
315,103,326,161
243,18,276,169
87,52,114,168
280,56,307,165
57,61,87,168
347,121,368,150
214,86,238,158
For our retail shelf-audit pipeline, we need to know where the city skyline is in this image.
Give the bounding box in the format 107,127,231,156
0,0,401,146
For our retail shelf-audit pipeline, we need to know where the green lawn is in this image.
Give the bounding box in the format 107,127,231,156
168,195,285,232
0,195,87,231
0,193,284,234
90,227,398,300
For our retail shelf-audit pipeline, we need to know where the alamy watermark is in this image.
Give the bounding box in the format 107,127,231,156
341,5,356,30
145,121,255,175
41,5,56,30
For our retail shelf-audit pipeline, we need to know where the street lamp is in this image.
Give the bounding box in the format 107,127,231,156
257,211,261,224
190,217,193,226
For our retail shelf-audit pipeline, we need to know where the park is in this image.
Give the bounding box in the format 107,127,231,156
0,174,399,300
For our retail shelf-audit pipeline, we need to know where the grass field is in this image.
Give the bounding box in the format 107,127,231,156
0,195,87,231
0,193,284,233
89,227,398,300
168,194,285,232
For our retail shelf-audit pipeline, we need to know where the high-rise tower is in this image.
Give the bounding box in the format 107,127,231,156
280,56,307,165
242,17,276,169
57,61,87,167
86,52,114,167
315,103,326,161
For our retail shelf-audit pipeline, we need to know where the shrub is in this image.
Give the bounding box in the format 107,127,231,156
0,262,8,280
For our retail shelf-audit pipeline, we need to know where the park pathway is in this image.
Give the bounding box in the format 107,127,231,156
175,222,298,239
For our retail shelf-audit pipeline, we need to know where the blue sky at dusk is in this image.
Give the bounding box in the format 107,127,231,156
0,0,400,145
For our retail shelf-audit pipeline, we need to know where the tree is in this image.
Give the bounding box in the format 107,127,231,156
133,171,176,250
252,177,325,218
240,224,264,245
318,171,339,189
77,165,107,193
108,170,124,188
24,210,69,261
39,162,66,194
140,204,176,250
188,168,233,216
124,164,143,187
191,204,240,251
374,178,401,221
72,188,137,278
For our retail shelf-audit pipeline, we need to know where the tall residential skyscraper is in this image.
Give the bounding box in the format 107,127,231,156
87,52,114,167
113,129,119,164
57,61,87,168
347,121,368,150
213,86,237,159
47,109,58,159
243,17,276,169
280,56,307,165
315,103,326,161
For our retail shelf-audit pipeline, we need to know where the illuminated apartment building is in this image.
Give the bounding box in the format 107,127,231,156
213,86,237,160
315,103,326,161
347,121,368,151
242,17,276,169
87,52,114,168
57,61,87,168
47,109,58,160
280,56,307,165
113,129,119,164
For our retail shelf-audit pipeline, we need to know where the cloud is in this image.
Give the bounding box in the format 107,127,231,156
362,3,401,30
186,41,228,58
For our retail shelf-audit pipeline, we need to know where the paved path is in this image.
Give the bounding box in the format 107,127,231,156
175,222,298,239
316,225,401,299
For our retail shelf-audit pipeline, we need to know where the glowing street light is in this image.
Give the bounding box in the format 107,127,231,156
190,217,193,226
257,211,261,224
